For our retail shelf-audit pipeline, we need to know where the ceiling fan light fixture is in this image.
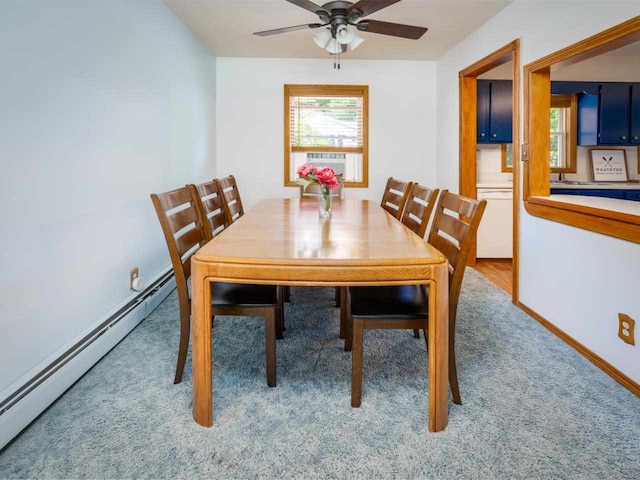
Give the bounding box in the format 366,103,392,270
336,25,354,45
313,28,332,48
348,32,364,51
325,38,343,54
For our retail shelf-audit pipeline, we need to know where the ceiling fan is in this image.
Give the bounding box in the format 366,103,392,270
253,0,428,54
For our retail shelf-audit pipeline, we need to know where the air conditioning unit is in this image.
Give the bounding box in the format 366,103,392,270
306,152,346,176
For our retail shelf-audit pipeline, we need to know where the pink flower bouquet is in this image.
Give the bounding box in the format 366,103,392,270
296,164,339,216
296,164,340,191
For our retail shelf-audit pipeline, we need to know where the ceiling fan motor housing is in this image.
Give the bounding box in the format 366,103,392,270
318,1,363,33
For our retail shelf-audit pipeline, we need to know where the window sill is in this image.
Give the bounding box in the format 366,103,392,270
524,195,640,244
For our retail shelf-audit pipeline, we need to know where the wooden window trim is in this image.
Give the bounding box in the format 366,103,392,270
284,84,369,188
501,143,513,173
523,16,640,244
550,94,577,173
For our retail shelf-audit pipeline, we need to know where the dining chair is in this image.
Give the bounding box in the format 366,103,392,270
299,174,344,199
380,177,413,219
215,175,292,304
216,175,245,224
151,185,280,386
400,184,440,239
188,180,286,338
342,190,487,407
399,183,440,338
187,180,229,241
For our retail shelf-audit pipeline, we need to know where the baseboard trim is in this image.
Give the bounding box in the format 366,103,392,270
517,301,640,397
0,268,175,450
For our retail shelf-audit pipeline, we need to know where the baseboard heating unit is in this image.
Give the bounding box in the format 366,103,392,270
0,268,175,451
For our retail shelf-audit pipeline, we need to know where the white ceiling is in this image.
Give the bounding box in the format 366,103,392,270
163,0,512,61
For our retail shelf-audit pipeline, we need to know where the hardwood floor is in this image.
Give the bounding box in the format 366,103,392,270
473,259,512,295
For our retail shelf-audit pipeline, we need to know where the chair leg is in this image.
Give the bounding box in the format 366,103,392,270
173,306,191,384
413,329,420,338
423,329,428,351
276,286,285,339
283,285,291,302
344,292,353,352
265,309,277,388
339,287,347,339
351,318,364,407
449,341,461,405
334,286,341,307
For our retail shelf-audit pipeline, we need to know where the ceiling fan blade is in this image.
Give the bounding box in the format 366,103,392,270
286,0,327,15
254,23,323,36
356,20,428,40
348,0,402,18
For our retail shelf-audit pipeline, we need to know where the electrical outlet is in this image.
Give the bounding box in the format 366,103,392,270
618,313,636,346
130,267,139,290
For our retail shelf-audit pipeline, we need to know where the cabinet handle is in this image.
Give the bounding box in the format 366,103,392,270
492,133,497,138
480,133,485,137
633,136,639,141
621,135,627,140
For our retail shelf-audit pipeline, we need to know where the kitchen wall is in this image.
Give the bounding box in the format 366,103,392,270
216,58,437,209
476,145,513,185
563,146,640,182
437,1,640,383
0,1,216,397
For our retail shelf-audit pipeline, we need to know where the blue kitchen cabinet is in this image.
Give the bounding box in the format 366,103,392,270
599,83,632,144
577,93,599,145
477,80,490,142
477,80,512,143
550,188,626,199
631,84,640,144
551,82,599,95
577,82,640,145
550,188,640,201
624,190,640,201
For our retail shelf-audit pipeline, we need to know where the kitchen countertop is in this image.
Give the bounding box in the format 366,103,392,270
546,194,640,216
550,182,640,190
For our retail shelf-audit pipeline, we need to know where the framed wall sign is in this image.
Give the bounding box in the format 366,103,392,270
590,148,628,182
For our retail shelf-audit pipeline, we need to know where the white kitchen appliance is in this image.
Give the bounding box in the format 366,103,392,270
476,188,513,258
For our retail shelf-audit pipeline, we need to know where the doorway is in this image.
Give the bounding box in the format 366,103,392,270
459,40,520,303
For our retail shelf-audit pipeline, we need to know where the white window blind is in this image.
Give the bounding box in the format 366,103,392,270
289,96,363,149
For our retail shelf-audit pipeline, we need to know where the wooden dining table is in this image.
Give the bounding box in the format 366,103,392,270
191,198,450,432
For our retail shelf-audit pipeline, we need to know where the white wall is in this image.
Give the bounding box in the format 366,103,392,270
216,58,437,209
437,1,640,382
0,1,216,396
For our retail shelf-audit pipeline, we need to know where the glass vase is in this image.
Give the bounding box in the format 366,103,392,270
318,186,332,217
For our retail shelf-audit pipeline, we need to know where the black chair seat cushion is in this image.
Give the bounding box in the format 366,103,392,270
348,285,428,319
211,282,277,307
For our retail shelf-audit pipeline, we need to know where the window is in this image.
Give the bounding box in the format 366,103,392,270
549,95,577,172
284,84,368,187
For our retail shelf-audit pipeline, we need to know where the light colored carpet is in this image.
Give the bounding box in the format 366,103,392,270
0,269,638,479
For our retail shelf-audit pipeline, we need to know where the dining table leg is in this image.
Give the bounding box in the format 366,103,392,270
428,263,449,432
192,258,213,427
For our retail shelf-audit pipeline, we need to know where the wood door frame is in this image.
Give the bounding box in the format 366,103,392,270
459,39,520,304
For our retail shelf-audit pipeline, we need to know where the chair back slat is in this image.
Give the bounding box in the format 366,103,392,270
188,181,229,241
433,210,469,244
216,175,245,224
400,184,439,238
427,190,487,318
166,205,199,236
154,187,193,212
175,226,204,259
440,191,478,218
380,177,412,219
